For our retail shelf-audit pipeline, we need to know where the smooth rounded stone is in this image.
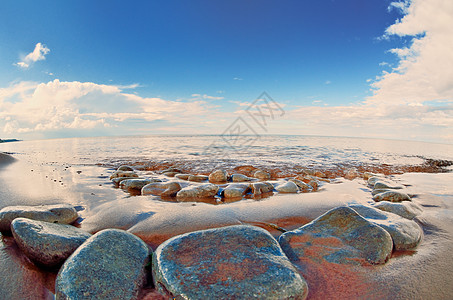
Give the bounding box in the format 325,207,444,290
110,170,139,180
249,182,274,195
120,178,161,190
276,181,299,193
176,183,219,200
279,206,393,265
208,169,228,183
363,172,378,180
253,169,271,180
188,174,209,182
373,191,411,202
0,204,78,234
11,218,92,268
374,201,423,220
153,225,308,299
223,183,250,198
175,173,190,180
371,188,392,196
142,182,181,197
349,205,423,251
117,165,134,172
112,176,140,186
231,173,252,182
163,171,178,177
55,229,149,300
289,178,311,192
367,176,384,187
162,167,182,173
374,181,404,190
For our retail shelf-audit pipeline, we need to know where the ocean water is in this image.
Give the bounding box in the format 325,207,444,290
1,135,453,172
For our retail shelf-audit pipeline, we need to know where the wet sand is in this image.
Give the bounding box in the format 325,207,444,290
1,152,453,299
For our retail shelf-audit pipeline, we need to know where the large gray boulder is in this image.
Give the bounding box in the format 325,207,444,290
349,205,423,251
55,229,150,300
0,204,78,234
276,181,299,193
11,218,91,268
279,206,393,265
153,225,308,299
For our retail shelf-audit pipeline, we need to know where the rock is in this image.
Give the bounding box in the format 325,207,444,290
363,172,378,180
162,167,182,173
253,170,271,180
289,179,311,192
163,171,178,177
110,171,139,180
344,168,359,180
276,181,299,193
367,176,384,187
120,178,161,190
153,225,308,299
374,201,423,220
349,205,422,251
223,183,250,198
371,188,392,196
374,181,404,190
208,169,228,183
11,218,91,268
117,165,134,172
142,182,181,197
0,204,79,234
175,174,190,180
188,175,209,182
55,229,149,300
231,174,252,182
249,182,274,195
232,165,258,176
176,184,219,200
307,180,319,191
279,206,393,265
314,170,326,178
112,176,139,186
373,191,411,202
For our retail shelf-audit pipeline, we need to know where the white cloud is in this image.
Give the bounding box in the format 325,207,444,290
15,43,50,69
191,94,224,100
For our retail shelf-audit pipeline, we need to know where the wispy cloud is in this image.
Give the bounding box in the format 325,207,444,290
233,77,243,81
191,94,224,100
15,43,50,69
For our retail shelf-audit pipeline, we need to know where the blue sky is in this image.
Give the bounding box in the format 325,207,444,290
1,0,452,143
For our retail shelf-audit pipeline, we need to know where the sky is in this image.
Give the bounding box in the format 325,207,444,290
0,0,452,143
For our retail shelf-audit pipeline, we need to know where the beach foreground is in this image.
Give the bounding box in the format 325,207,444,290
1,142,453,299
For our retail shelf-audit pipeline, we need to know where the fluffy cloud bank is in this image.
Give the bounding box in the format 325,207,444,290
15,43,50,69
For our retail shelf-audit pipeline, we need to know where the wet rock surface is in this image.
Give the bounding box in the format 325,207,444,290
208,169,228,183
153,225,308,299
55,229,149,300
222,183,250,198
279,206,393,265
231,174,252,182
249,182,274,196
289,178,311,192
188,174,208,182
0,204,79,233
11,218,91,268
109,170,139,180
120,178,161,191
253,170,271,180
374,201,423,220
373,190,411,202
176,183,219,200
276,181,299,193
142,182,181,197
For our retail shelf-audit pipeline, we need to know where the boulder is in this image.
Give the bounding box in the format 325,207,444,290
371,188,392,196
208,169,228,183
249,182,274,196
110,171,138,180
112,176,139,186
374,181,404,190
175,174,190,180
0,204,78,234
153,225,308,299
279,206,393,265
231,174,252,182
55,229,149,300
373,191,411,202
363,172,378,180
120,178,161,190
117,165,134,172
163,171,178,177
188,175,209,182
11,218,91,268
253,170,271,180
374,201,423,220
289,179,311,192
276,181,299,193
176,184,219,200
349,205,422,251
223,183,250,198
142,182,181,197
367,176,383,187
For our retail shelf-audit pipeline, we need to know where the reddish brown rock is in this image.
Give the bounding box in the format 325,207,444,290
142,182,181,197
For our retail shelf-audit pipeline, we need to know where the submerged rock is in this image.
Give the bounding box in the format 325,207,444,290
110,171,139,180
208,169,228,183
117,165,134,172
276,181,299,193
55,229,149,300
188,175,209,182
176,184,219,200
0,204,78,234
279,206,393,265
374,201,423,220
289,179,311,192
223,183,250,198
231,174,252,182
120,178,161,191
163,171,178,177
153,225,308,299
249,182,274,195
11,218,91,268
142,182,181,197
373,191,411,202
253,170,271,180
349,205,423,251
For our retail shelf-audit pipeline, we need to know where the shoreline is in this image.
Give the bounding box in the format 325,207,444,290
1,152,453,299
